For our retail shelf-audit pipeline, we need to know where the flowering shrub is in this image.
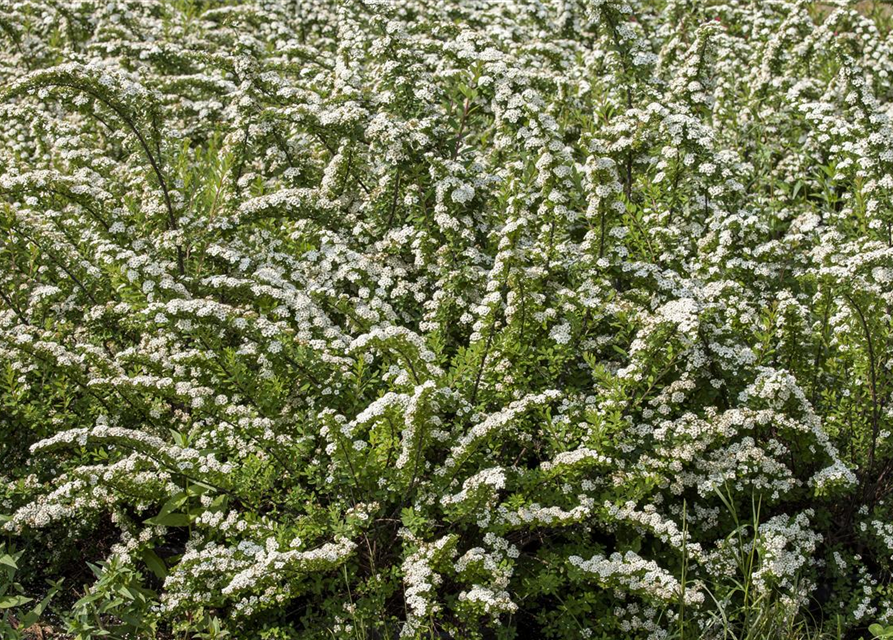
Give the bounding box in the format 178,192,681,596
2,0,893,638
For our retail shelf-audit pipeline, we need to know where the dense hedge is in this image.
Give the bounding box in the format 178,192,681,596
2,1,893,638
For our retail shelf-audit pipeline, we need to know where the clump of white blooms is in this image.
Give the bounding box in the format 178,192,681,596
2,0,893,638
570,550,703,605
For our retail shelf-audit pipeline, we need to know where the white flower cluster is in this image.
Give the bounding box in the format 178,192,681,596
455,533,519,617
400,534,457,638
752,512,823,610
222,537,356,597
570,551,704,605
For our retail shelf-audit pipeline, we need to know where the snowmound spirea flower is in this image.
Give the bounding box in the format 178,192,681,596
0,0,889,637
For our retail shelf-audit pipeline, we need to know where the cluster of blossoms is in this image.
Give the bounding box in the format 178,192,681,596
569,550,703,606
2,0,893,638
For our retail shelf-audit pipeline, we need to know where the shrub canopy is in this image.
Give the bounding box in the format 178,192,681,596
1,0,893,638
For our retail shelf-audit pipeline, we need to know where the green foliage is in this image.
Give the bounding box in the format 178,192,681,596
0,544,59,640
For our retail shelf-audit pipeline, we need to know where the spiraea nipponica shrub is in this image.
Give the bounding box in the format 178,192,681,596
2,1,893,638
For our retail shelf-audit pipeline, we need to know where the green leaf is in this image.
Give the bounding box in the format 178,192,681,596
20,587,58,628
145,512,190,527
0,594,32,608
157,492,187,517
145,493,190,526
142,549,168,579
